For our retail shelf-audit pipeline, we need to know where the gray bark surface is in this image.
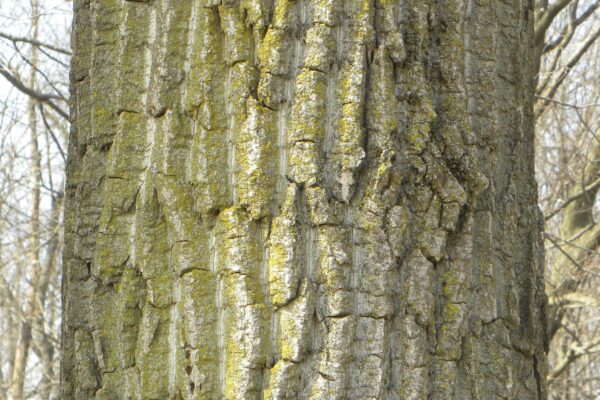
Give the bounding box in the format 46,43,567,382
61,0,548,399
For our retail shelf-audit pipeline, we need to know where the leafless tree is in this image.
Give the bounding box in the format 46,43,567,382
0,0,69,398
535,1,600,398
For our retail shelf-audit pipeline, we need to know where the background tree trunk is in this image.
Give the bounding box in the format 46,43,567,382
8,1,42,398
61,0,548,399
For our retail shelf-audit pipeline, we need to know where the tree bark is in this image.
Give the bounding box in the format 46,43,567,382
61,0,548,399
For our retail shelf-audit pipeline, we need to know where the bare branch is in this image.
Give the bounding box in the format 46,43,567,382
10,41,68,102
545,175,600,220
38,104,66,162
0,31,71,56
543,1,600,53
535,0,574,46
548,338,600,385
536,25,600,117
0,63,68,120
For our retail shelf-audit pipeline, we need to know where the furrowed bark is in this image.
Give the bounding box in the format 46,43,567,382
61,1,548,399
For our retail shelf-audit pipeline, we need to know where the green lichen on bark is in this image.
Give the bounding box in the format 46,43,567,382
61,0,547,399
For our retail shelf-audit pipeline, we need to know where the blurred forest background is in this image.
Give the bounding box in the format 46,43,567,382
0,0,598,399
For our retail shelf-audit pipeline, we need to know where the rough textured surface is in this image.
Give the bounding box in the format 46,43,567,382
61,0,548,399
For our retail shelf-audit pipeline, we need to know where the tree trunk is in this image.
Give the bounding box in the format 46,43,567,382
61,0,548,399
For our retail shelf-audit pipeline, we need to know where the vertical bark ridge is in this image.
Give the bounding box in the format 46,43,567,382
63,0,123,398
326,0,372,203
463,0,501,398
261,14,304,381
136,2,195,397
62,0,547,398
117,6,156,397
471,0,505,398
307,3,350,398
347,1,402,396
390,2,439,398
189,6,230,215
215,208,269,399
426,1,479,398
